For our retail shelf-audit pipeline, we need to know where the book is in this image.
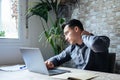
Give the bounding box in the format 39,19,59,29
52,72,98,80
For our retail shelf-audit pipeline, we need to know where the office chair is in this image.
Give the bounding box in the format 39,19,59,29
108,53,116,73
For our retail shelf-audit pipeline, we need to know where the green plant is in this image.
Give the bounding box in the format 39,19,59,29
27,0,66,54
0,31,5,37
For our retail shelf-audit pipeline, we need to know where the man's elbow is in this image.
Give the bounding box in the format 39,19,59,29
91,37,110,52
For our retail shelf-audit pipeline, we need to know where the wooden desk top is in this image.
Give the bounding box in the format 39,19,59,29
0,65,120,80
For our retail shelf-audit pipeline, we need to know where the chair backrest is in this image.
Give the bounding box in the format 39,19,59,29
108,53,116,73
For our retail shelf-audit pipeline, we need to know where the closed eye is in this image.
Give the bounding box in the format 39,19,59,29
64,31,69,36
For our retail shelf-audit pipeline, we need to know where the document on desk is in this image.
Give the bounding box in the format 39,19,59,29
51,72,98,80
0,65,26,72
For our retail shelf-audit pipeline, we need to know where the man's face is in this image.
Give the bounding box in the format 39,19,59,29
64,25,81,45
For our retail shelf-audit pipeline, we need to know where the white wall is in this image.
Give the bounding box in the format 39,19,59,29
0,0,54,66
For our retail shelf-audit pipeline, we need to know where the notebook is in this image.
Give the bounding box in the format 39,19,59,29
20,47,70,76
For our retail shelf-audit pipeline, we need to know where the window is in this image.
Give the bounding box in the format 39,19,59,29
0,0,19,39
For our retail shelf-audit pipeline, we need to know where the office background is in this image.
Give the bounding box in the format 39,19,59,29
0,0,120,73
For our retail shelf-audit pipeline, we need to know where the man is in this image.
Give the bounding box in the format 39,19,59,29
45,19,110,72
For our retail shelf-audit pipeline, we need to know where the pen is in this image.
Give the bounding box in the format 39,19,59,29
20,65,27,70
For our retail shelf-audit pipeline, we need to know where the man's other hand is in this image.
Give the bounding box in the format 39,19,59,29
81,30,91,36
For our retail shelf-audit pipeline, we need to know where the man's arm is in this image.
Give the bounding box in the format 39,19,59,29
81,31,110,52
45,45,72,69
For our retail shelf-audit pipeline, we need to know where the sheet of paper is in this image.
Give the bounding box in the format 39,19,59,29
0,65,26,72
52,72,98,80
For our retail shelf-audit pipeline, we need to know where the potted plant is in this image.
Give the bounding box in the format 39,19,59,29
0,31,5,37
27,0,66,55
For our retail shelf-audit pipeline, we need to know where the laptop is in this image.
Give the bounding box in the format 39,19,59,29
20,47,70,75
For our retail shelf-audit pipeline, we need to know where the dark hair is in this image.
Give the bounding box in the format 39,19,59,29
62,19,84,30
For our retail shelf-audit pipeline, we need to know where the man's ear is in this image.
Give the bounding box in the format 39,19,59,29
74,26,79,32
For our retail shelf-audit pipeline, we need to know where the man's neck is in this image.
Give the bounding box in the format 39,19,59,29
77,39,83,45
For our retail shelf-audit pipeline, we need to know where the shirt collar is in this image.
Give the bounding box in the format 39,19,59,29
76,43,85,48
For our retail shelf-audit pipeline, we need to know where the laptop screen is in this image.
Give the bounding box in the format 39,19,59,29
20,47,49,75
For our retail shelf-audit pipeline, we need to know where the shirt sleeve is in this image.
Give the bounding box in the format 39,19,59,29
82,35,110,52
47,45,72,67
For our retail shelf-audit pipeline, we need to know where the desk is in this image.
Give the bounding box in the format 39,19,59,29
0,65,120,80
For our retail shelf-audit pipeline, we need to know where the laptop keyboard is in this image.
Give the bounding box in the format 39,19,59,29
48,68,70,75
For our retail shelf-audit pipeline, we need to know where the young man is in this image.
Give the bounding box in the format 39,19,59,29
45,19,110,72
